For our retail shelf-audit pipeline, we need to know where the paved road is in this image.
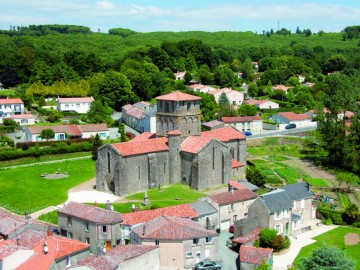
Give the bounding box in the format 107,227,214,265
219,231,239,270
247,125,317,140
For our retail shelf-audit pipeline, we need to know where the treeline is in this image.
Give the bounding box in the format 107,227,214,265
0,24,91,36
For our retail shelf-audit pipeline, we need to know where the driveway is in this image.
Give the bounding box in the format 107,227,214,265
219,231,239,270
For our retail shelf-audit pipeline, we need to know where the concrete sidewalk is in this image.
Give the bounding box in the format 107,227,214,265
272,224,338,270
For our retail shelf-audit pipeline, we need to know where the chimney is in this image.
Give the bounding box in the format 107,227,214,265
142,225,146,236
16,239,20,246
230,185,234,194
47,228,53,237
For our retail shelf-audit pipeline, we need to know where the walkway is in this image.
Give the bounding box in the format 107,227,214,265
272,224,338,270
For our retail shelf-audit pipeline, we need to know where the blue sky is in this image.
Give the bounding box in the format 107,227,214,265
1,0,359,33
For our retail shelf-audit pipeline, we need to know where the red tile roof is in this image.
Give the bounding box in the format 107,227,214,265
122,204,198,225
130,132,157,141
201,126,246,141
126,106,145,119
222,116,262,123
244,99,269,105
78,245,158,270
58,201,123,224
188,84,204,89
233,228,261,244
0,98,23,104
232,160,245,168
228,181,247,190
278,112,311,121
77,123,109,132
239,246,273,265
7,229,47,248
11,114,34,119
26,125,82,136
180,136,213,154
111,137,168,157
58,97,94,103
132,216,217,240
208,189,257,206
272,85,293,92
156,91,201,101
122,104,133,111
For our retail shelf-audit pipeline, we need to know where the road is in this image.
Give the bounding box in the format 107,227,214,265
219,231,239,270
246,125,317,140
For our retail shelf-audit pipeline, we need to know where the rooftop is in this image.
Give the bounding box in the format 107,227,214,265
155,91,201,101
278,112,311,121
77,123,109,132
201,126,246,141
221,116,262,123
232,160,245,168
0,98,23,104
240,246,273,265
188,200,218,217
58,97,94,103
111,137,168,157
278,182,313,201
233,228,261,244
11,114,35,119
260,189,293,213
180,136,214,154
208,189,258,206
26,125,82,136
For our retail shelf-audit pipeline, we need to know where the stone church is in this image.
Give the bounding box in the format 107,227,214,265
96,92,247,195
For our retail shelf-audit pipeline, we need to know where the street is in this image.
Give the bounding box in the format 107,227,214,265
219,231,239,270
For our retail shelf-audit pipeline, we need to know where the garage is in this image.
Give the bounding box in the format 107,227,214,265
220,219,231,231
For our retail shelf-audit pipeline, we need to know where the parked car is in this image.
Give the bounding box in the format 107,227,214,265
195,260,222,270
229,224,234,233
285,123,296,129
243,131,252,136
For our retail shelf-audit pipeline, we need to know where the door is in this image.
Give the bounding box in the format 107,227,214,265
285,222,289,235
220,220,231,231
105,240,112,251
196,251,201,263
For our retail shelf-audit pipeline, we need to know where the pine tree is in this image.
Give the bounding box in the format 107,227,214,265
91,133,102,160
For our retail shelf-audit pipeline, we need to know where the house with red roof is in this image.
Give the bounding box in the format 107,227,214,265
270,112,312,128
57,97,94,113
77,123,110,139
10,114,35,125
57,202,123,254
130,216,219,270
272,85,293,94
221,116,263,134
0,97,24,123
96,92,247,195
207,188,258,231
239,245,273,270
209,87,244,107
188,83,216,93
244,99,279,110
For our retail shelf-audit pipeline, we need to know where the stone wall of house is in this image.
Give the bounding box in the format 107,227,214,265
51,249,90,270
182,237,219,268
240,261,259,270
119,248,160,270
248,198,270,229
234,216,259,238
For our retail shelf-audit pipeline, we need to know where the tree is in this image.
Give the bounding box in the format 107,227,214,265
218,92,230,106
238,104,257,116
247,82,259,98
323,54,347,74
38,96,46,107
87,100,113,125
91,133,102,160
298,245,354,270
119,123,127,142
246,166,265,187
343,203,359,224
255,259,271,270
40,128,55,141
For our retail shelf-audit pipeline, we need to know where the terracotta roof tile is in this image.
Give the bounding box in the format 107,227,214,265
77,123,109,132
156,91,201,101
126,106,146,119
180,136,213,154
232,160,245,168
26,125,82,136
0,244,30,260
130,132,157,141
122,204,198,225
111,137,168,157
58,201,123,224
58,97,94,103
0,98,23,104
208,189,257,206
239,246,273,265
278,112,311,121
11,114,35,119
201,126,246,141
233,228,261,244
222,116,262,123
272,85,293,92
122,104,133,111
244,99,268,105
132,216,217,240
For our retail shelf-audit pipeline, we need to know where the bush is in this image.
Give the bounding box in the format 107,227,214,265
259,228,277,248
283,236,291,249
0,134,14,147
80,115,88,123
3,119,17,127
69,118,80,125
272,235,285,252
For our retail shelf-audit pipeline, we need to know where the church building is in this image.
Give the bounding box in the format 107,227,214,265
96,92,247,195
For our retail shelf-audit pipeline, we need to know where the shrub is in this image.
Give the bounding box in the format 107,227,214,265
283,236,291,249
259,228,277,248
272,235,285,252
3,119,17,127
80,115,88,123
69,118,80,125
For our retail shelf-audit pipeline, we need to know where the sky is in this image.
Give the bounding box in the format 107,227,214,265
1,0,359,33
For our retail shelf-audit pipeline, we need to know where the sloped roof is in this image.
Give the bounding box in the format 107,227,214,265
130,132,157,141
188,201,218,217
58,201,123,224
260,189,293,213
278,112,311,121
208,189,258,206
0,98,23,104
58,97,94,103
221,116,262,123
201,126,246,141
240,246,273,265
126,106,145,119
155,91,201,101
77,123,109,132
278,182,313,201
180,136,213,154
122,104,133,111
244,99,268,105
232,160,245,168
26,125,82,136
11,114,35,119
0,245,30,260
132,216,217,240
111,137,168,157
167,130,182,136
202,120,224,129
233,228,261,244
77,245,158,270
122,204,198,226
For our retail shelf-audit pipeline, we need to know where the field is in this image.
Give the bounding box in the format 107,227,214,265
0,158,95,214
294,227,360,270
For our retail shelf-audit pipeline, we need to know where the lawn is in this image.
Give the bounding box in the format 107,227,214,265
274,167,301,184
304,177,328,187
294,227,360,270
0,158,95,214
38,210,58,224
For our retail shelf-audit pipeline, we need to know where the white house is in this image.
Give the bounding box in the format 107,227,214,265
0,98,24,123
77,123,110,139
11,114,35,125
210,88,244,107
173,71,186,80
244,99,279,110
221,116,263,134
188,84,216,94
271,112,312,127
272,85,293,94
57,97,94,114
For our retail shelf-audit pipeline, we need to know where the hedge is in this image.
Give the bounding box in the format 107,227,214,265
16,138,92,149
316,206,345,225
0,125,16,133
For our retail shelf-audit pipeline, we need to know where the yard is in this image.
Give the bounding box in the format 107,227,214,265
293,226,360,270
0,158,95,214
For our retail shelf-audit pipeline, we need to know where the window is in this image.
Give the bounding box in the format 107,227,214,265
206,237,212,243
293,201,296,210
275,224,282,234
230,204,234,212
193,238,199,245
212,147,215,170
84,222,89,232
76,103,80,107
155,240,159,245
67,231,73,239
107,152,111,173
21,119,28,124
102,225,107,233
275,211,282,220
244,213,248,218
233,215,237,222
67,216,72,227
65,104,69,108
185,252,193,258
292,220,299,230
301,199,305,208
85,237,90,244
59,134,65,140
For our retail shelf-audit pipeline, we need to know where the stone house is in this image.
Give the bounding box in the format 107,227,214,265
122,101,157,133
57,202,123,254
244,99,279,110
0,97,24,123
130,216,219,269
76,245,160,270
239,246,273,270
221,116,263,134
96,92,247,195
207,188,258,231
188,200,219,231
57,97,94,114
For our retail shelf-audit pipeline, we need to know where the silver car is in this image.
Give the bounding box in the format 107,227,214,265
195,260,222,270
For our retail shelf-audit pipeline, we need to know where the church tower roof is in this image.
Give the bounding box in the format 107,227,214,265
155,91,201,101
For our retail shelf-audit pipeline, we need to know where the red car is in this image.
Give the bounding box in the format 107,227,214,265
229,224,234,233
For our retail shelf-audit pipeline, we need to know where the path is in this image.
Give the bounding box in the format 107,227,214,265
272,225,338,270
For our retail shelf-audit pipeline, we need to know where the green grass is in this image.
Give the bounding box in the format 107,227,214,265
274,167,301,184
266,175,283,184
0,89,16,96
261,169,276,176
38,210,58,224
267,155,290,162
304,177,328,187
0,158,95,214
294,227,360,270
338,193,351,209
0,152,91,168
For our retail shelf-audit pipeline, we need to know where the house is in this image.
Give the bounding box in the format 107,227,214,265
272,85,293,94
77,123,110,139
270,112,312,126
239,246,273,270
57,97,94,114
0,97,24,123
174,71,186,80
207,189,258,231
188,84,216,94
244,99,279,110
221,116,263,134
298,75,306,83
302,82,315,87
96,92,247,196
121,204,198,244
57,201,123,253
201,119,224,130
10,114,35,125
189,200,219,231
228,180,259,192
209,88,244,107
25,125,82,142
130,216,219,269
76,245,160,270
122,102,157,133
